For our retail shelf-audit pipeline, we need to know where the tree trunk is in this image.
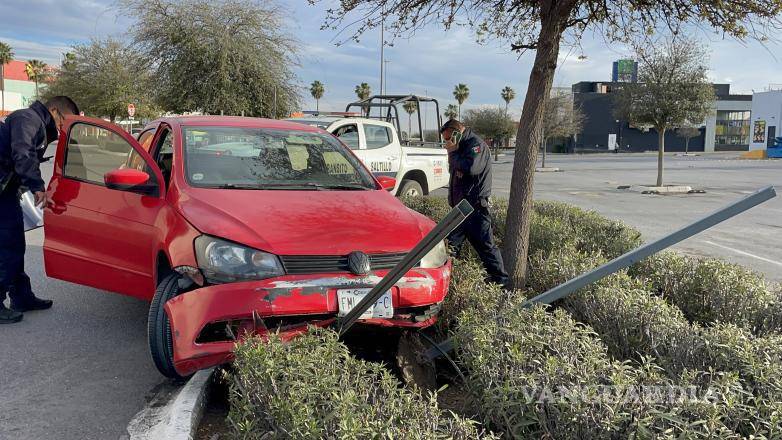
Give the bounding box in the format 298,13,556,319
657,128,666,187
685,137,689,154
503,15,563,290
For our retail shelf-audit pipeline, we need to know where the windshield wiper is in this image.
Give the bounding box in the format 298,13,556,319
311,183,372,190
210,183,372,191
211,183,266,189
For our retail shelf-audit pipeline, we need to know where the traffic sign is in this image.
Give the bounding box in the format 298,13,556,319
127,104,136,118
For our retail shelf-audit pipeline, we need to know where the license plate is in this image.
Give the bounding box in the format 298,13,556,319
337,288,393,319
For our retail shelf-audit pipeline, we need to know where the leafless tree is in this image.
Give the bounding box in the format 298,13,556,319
541,93,584,167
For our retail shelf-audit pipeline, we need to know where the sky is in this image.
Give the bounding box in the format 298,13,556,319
1,0,781,123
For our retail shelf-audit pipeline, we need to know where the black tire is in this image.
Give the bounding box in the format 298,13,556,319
397,179,423,197
148,273,189,380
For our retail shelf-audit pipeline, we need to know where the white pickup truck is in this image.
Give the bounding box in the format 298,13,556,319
286,115,449,197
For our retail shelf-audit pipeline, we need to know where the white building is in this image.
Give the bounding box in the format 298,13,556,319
749,90,782,151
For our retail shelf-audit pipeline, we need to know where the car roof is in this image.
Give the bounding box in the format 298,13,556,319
153,115,323,132
287,116,394,127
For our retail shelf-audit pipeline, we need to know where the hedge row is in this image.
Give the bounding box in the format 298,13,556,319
528,247,782,437
630,251,782,335
405,196,782,437
229,330,496,439
447,259,744,438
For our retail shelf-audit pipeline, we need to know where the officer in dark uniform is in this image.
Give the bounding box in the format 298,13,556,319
0,96,80,324
441,119,509,286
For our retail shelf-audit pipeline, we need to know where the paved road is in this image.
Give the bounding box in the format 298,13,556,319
3,150,780,440
489,152,782,283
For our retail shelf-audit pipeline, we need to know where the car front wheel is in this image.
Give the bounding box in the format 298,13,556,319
148,273,190,380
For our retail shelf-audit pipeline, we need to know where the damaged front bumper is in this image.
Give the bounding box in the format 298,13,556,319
164,264,451,376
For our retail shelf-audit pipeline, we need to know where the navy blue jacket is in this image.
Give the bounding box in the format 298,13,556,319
447,128,492,208
0,101,57,194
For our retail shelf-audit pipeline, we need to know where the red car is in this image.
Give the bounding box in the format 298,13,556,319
43,116,451,378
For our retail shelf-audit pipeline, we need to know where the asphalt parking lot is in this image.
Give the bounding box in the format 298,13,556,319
491,152,782,283
2,151,780,440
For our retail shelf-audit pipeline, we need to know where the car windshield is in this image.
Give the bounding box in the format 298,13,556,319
183,127,375,190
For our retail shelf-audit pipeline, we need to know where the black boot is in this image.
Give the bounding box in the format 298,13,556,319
11,296,53,312
0,304,23,324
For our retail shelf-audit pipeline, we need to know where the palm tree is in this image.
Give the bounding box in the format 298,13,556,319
501,86,516,115
0,42,13,114
403,100,418,140
444,104,458,120
500,86,516,154
310,80,325,112
354,82,371,101
25,59,48,99
452,83,469,118
355,82,371,116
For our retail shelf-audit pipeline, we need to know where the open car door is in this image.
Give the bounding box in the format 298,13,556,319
43,116,167,299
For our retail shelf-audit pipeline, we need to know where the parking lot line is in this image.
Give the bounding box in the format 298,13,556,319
703,240,782,267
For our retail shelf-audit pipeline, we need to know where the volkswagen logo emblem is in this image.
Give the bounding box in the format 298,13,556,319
348,251,371,276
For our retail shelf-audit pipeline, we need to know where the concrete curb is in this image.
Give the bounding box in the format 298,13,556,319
126,368,215,440
535,167,563,173
627,185,693,194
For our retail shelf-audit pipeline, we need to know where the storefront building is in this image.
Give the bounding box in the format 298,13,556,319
1,60,41,117
749,90,782,151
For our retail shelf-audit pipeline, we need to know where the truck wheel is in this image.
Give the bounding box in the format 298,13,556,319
148,274,189,380
398,179,423,197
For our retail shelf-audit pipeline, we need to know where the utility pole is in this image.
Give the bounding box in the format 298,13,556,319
379,7,385,96
383,60,390,94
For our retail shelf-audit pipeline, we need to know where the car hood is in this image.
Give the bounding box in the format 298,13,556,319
176,188,431,255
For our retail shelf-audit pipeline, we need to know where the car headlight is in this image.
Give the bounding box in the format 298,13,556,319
195,235,284,284
419,240,449,268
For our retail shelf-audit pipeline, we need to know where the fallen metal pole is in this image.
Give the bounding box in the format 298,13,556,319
425,185,777,360
338,199,474,336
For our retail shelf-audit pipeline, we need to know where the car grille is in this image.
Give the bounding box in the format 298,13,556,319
280,252,410,274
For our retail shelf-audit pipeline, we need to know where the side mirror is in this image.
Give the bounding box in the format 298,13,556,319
104,168,153,193
376,176,396,192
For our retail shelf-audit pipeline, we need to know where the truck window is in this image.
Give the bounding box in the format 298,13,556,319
333,124,360,150
364,124,392,149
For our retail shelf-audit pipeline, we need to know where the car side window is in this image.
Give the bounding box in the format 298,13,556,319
137,129,157,152
64,123,137,184
127,129,157,171
333,124,360,149
153,129,174,187
363,124,392,149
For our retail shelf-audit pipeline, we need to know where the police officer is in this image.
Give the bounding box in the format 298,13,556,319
441,119,509,286
0,96,80,324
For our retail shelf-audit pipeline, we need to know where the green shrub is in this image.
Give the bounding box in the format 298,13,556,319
532,200,642,259
401,195,452,224
450,277,741,438
631,252,782,335
530,247,782,436
229,329,494,439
